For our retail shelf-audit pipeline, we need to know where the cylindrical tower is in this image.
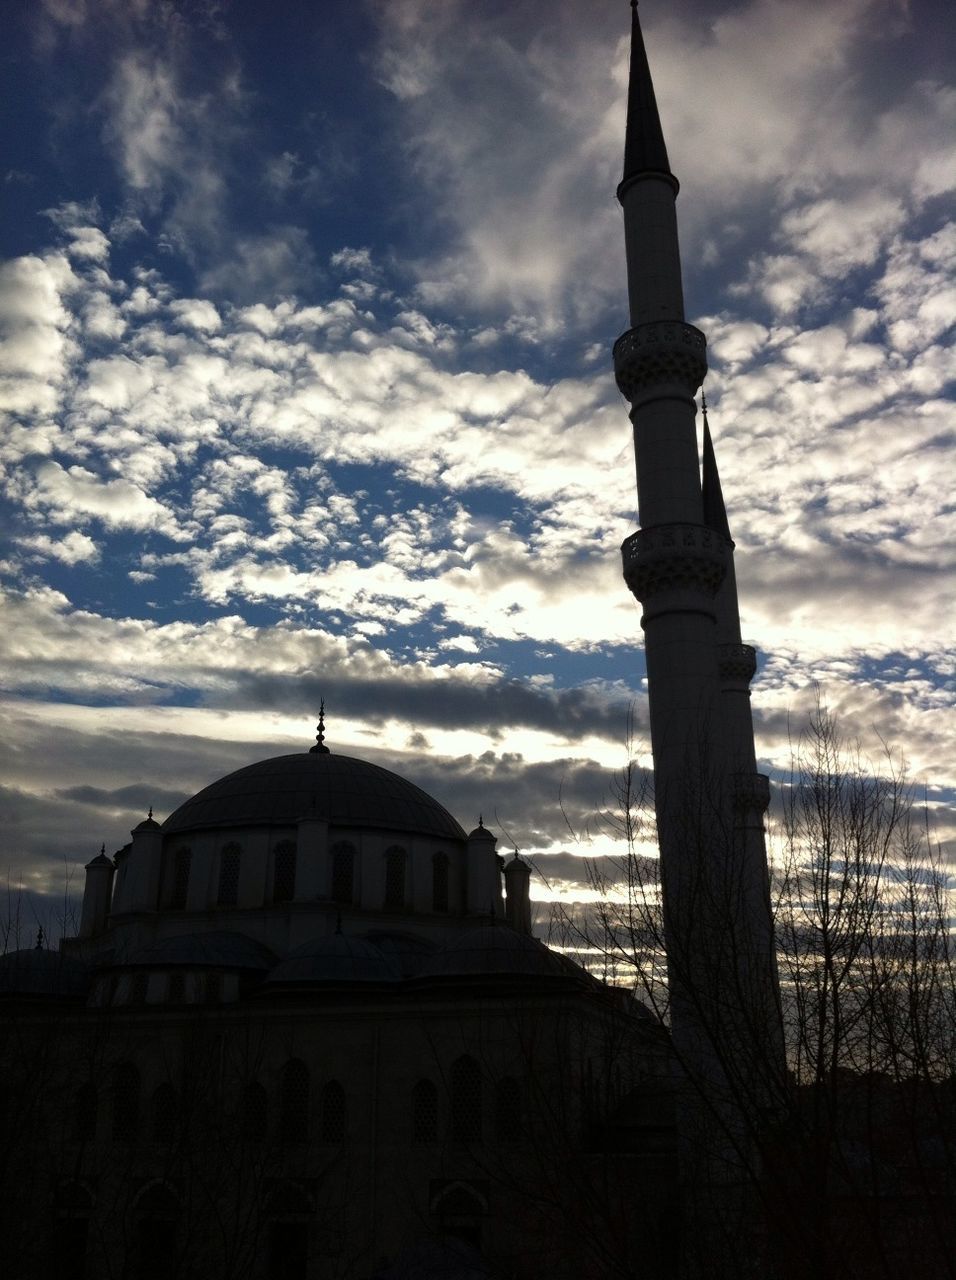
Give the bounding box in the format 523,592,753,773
613,3,785,1238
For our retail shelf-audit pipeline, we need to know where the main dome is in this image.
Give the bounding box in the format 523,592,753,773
162,751,466,842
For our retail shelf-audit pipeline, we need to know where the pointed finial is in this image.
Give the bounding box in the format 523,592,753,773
35,926,44,950
478,814,484,828
309,700,331,754
148,805,153,820
700,391,731,541
619,0,675,201
513,848,520,861
101,842,106,856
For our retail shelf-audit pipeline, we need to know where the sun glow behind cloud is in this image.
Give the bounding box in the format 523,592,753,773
0,0,953,925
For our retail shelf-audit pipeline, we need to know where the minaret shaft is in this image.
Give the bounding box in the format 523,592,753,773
614,4,784,1173
620,177,686,326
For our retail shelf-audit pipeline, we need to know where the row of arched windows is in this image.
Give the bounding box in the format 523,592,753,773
75,1057,521,1147
163,843,453,912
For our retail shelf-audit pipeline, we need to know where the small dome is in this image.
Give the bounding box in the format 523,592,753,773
126,931,276,971
0,948,89,998
266,934,401,986
132,815,161,834
467,823,496,842
418,925,571,981
162,752,465,842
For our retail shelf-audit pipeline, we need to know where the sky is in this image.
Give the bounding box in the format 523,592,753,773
1,0,953,935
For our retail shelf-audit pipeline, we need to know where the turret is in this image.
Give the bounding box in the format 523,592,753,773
465,819,502,917
503,851,532,935
78,845,115,938
121,810,163,913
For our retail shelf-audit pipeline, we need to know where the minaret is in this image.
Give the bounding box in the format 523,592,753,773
613,0,784,1234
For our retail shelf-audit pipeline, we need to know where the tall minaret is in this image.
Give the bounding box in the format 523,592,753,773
613,0,784,1224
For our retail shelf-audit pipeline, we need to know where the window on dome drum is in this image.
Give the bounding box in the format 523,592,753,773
432,852,449,912
412,1078,439,1144
450,1056,482,1144
168,847,191,909
272,840,297,903
130,971,148,1004
217,843,241,906
384,846,406,908
240,1082,268,1143
495,1076,522,1143
72,1082,97,1142
330,842,354,904
321,1080,347,1143
203,971,222,1004
111,1062,140,1141
167,972,186,1003
151,1083,177,1145
279,1059,310,1143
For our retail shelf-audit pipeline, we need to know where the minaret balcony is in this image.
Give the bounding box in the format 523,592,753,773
732,772,771,814
717,643,758,687
622,523,727,604
613,321,707,403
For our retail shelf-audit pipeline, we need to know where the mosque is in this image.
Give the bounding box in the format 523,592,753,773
0,6,783,1280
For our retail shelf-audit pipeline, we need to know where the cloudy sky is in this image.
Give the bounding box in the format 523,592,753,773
1,0,953,933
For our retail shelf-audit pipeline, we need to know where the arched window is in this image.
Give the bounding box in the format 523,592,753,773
432,852,449,912
167,972,186,1003
279,1059,309,1143
111,1062,140,1141
168,847,191,909
134,1183,180,1280
53,1183,93,1280
217,843,241,906
450,1055,482,1144
130,971,148,1004
203,971,222,1004
240,1082,268,1143
273,840,297,903
266,1184,313,1280
320,1081,346,1144
412,1078,438,1144
151,1083,177,1145
495,1076,522,1143
384,846,406,909
431,1182,486,1252
73,1083,97,1142
330,842,355,905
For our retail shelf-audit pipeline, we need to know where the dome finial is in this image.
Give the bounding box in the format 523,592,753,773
147,805,153,820
309,700,331,754
101,842,106,855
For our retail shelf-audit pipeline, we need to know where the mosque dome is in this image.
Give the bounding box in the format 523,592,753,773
418,924,572,981
266,933,401,986
0,947,89,998
126,930,277,971
161,751,466,842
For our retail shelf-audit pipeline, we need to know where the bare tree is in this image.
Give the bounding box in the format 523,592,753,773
552,701,955,1280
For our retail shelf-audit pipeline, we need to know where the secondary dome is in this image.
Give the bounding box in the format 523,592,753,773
266,934,401,986
162,751,466,842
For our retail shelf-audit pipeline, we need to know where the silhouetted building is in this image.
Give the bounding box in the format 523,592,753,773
0,715,675,1279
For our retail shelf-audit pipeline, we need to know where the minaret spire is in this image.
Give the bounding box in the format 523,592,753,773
620,1,674,197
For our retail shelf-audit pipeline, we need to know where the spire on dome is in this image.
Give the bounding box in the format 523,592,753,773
309,700,331,754
701,391,731,541
618,0,675,201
